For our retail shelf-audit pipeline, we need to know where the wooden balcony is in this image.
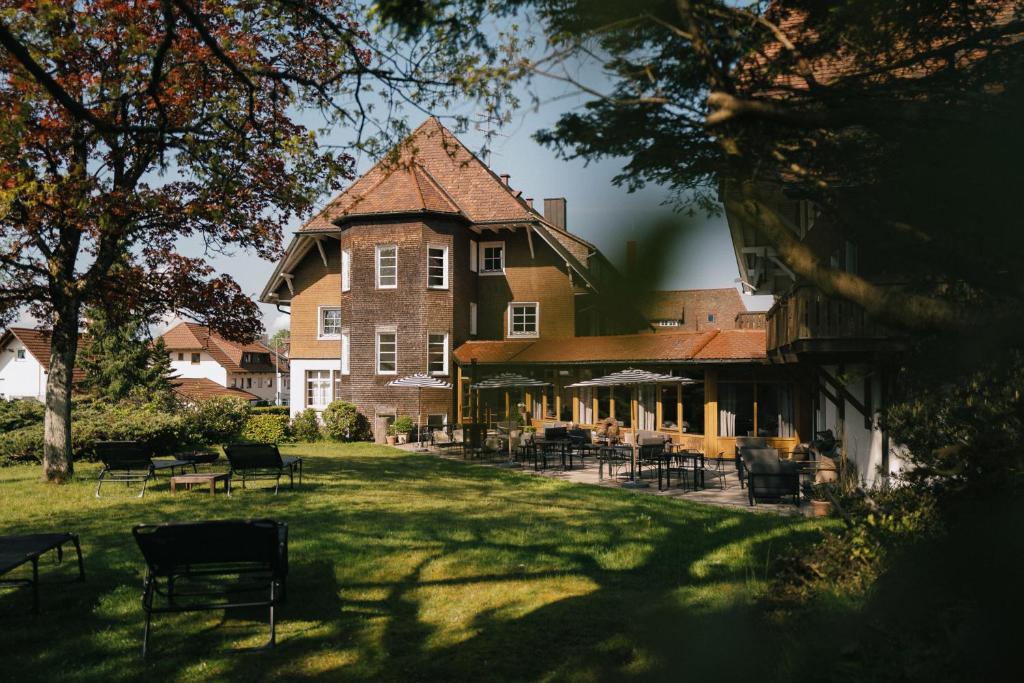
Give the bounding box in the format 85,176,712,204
766,285,905,358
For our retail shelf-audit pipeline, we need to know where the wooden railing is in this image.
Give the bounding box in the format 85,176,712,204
766,284,899,352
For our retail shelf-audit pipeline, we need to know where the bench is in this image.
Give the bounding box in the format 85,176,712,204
0,532,84,614
133,519,288,657
224,443,302,494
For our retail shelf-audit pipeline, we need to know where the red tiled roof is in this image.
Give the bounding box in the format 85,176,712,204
453,329,766,366
161,322,278,374
302,117,537,229
171,377,261,402
1,327,87,382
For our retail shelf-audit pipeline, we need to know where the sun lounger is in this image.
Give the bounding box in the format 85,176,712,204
93,441,192,498
0,532,84,613
224,443,302,494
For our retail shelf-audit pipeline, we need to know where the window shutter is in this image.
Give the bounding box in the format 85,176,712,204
470,302,478,335
469,240,478,272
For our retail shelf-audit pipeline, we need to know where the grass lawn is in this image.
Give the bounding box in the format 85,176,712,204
0,443,829,681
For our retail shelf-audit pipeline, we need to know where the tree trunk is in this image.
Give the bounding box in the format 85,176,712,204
42,305,80,483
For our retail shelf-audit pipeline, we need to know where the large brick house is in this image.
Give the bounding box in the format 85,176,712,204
263,118,805,454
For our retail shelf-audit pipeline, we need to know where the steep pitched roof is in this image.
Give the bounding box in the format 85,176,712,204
453,329,766,365
303,117,536,228
0,327,87,382
161,322,276,374
171,377,261,403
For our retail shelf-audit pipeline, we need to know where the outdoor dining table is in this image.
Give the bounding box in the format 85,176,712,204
662,445,707,492
532,438,574,470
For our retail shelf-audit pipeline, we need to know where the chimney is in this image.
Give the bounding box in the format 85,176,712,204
626,240,637,275
525,197,534,208
500,173,511,186
543,197,567,230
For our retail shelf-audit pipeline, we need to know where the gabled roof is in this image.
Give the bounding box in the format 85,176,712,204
0,327,87,382
171,377,261,403
453,329,766,366
161,322,278,374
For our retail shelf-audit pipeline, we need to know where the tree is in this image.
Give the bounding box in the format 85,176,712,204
78,307,175,405
0,1,491,481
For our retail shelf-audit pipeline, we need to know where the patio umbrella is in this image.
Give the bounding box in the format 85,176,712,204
471,372,551,467
568,369,697,488
388,374,453,452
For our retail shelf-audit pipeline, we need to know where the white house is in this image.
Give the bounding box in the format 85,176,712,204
160,322,288,404
0,327,85,401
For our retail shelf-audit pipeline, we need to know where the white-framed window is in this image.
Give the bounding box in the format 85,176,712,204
306,369,333,408
342,331,350,374
428,333,448,375
376,244,398,288
342,249,351,292
319,306,341,339
508,302,539,338
469,302,478,336
658,320,680,327
427,245,448,289
480,241,504,274
469,239,478,273
191,353,200,364
376,331,397,374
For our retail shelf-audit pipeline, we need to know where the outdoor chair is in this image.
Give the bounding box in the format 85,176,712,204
430,428,460,452
695,451,730,490
93,441,192,498
734,437,769,489
567,428,598,463
742,447,800,506
597,445,630,481
133,519,288,657
224,443,303,494
1,532,84,614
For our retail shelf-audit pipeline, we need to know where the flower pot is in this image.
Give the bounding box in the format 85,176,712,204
810,500,832,518
386,435,397,446
397,433,408,445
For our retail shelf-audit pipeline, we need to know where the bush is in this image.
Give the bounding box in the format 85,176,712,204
184,396,251,445
251,405,290,416
0,424,44,465
72,402,191,458
291,408,321,442
0,399,45,432
242,414,291,444
389,416,414,436
322,400,370,441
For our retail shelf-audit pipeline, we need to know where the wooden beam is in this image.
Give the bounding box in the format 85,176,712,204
818,366,869,419
526,226,536,259
315,238,329,268
281,273,294,295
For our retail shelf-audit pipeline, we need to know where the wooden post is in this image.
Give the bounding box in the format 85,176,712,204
541,392,548,420
656,388,663,431
753,381,759,437
609,391,615,422
456,365,464,423
593,394,599,424
676,383,683,434
704,368,718,455
572,390,580,423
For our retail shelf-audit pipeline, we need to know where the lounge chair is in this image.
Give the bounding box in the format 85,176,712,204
94,441,192,498
0,532,84,613
431,428,462,452
224,443,302,494
742,447,801,506
133,519,288,657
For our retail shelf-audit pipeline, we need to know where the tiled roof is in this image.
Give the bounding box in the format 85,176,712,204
453,329,766,365
1,327,87,382
303,117,537,229
641,288,746,324
161,322,277,374
171,377,261,402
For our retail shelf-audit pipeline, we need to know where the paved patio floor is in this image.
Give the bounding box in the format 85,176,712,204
401,443,810,516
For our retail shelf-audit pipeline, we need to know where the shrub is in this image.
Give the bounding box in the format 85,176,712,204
390,416,414,436
72,402,191,458
0,424,44,466
184,396,251,445
0,399,45,432
291,408,321,442
242,414,291,444
322,400,370,441
251,405,290,416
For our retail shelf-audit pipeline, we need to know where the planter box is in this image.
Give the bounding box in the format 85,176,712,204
810,500,832,518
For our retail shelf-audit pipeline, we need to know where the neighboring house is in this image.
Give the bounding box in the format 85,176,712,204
641,288,748,331
0,327,85,401
160,322,289,404
261,117,806,454
171,377,261,404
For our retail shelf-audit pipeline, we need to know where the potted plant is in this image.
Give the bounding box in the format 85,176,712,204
385,423,398,446
803,482,834,517
392,416,414,445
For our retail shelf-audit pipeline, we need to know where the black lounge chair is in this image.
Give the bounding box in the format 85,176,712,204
133,519,288,657
742,447,801,506
94,441,192,498
224,443,302,494
0,532,84,614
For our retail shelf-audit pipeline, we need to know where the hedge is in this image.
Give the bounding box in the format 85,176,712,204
251,405,290,416
242,414,291,444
